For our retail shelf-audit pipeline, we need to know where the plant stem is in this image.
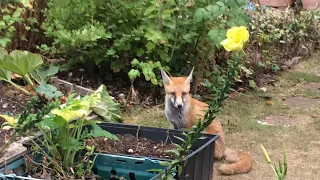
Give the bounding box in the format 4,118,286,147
1,79,30,95
24,74,35,90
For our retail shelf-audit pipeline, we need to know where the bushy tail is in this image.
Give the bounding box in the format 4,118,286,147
205,120,253,175
218,147,253,175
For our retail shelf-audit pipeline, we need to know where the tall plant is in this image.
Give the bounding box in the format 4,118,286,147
29,86,119,177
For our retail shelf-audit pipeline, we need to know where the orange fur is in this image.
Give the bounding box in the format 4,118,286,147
162,72,253,175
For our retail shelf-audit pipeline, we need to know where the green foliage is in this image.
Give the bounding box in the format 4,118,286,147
35,83,64,99
0,50,43,76
0,47,44,94
129,58,161,85
14,85,120,178
31,64,59,84
0,0,38,48
247,5,320,74
89,85,122,123
42,0,249,84
89,123,119,140
0,3,23,47
0,47,60,96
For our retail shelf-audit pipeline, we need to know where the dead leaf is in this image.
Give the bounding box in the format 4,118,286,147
266,100,274,105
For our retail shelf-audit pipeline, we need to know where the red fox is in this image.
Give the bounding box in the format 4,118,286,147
160,68,253,175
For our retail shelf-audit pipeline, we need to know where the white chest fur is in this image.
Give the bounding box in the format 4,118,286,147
164,96,188,129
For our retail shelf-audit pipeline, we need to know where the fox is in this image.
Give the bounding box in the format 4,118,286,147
160,68,253,175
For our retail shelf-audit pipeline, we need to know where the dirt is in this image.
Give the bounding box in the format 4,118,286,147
0,84,29,149
57,68,165,106
313,67,320,77
300,83,320,91
0,84,28,115
85,134,176,159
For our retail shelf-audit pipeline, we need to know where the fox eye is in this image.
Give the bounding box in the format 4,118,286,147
182,92,187,96
170,92,175,96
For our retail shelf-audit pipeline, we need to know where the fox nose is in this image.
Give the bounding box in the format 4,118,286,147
177,104,182,108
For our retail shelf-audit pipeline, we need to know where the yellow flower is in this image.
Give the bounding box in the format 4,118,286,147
220,26,249,51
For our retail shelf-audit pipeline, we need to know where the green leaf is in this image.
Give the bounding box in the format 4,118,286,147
159,161,170,166
182,32,198,43
35,83,63,99
167,174,174,180
193,8,208,23
248,80,257,89
173,135,185,143
216,1,225,7
107,49,116,56
91,85,121,123
0,68,11,81
0,39,10,48
128,69,140,81
0,50,43,76
131,59,140,67
151,78,158,85
144,28,165,43
89,123,119,141
31,64,59,84
206,5,223,19
63,136,83,151
178,165,183,175
207,28,227,48
146,42,156,52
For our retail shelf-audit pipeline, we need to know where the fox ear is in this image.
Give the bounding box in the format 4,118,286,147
160,68,172,85
185,67,194,84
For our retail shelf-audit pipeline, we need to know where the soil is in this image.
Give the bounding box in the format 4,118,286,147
0,84,28,115
85,134,176,159
57,68,165,106
0,84,29,148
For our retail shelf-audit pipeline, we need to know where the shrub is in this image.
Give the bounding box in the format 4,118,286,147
246,5,320,80
41,0,249,85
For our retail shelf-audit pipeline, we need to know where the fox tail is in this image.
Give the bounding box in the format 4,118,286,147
218,147,253,175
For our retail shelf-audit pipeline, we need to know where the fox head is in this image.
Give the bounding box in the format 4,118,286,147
160,68,194,109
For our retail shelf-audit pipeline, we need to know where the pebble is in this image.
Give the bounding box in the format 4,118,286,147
127,149,134,153
257,120,269,125
118,93,125,99
2,103,8,108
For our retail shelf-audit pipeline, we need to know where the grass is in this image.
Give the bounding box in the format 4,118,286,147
121,107,171,128
121,53,320,180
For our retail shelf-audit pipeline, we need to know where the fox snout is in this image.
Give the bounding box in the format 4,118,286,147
172,97,183,108
170,95,185,109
